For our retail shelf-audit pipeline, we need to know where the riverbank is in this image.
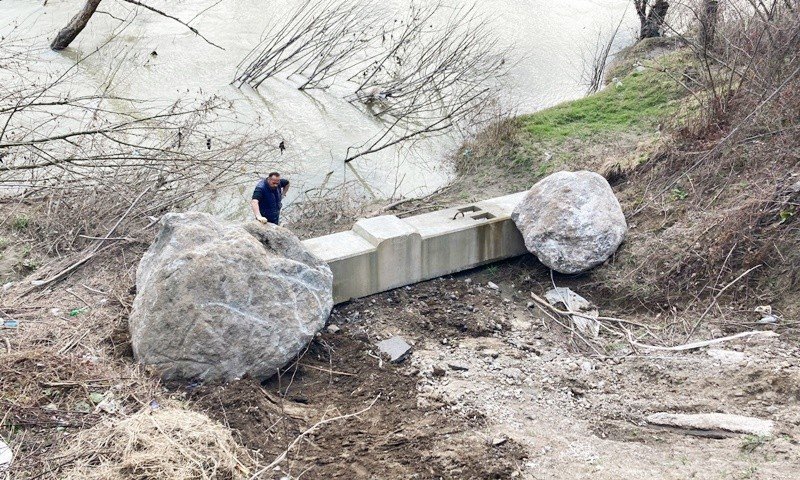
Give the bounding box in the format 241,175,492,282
2,32,798,480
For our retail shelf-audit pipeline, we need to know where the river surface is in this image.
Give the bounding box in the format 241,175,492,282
1,0,637,215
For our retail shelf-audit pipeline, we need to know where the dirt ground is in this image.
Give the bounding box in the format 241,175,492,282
2,213,799,479
306,257,798,479
188,255,798,479
3,178,799,479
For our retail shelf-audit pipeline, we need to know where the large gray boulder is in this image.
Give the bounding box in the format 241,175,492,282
512,171,627,274
129,212,333,382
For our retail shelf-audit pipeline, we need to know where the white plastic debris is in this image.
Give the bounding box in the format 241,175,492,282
0,438,13,471
545,287,600,338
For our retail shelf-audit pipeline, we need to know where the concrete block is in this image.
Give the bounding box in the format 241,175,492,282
354,215,423,292
377,336,412,363
302,191,527,304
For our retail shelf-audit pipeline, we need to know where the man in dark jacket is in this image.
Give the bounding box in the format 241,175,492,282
251,172,290,225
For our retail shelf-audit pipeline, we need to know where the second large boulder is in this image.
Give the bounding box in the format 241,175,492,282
129,212,333,382
512,171,627,274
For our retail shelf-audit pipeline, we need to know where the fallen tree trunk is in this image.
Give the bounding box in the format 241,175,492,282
50,0,103,51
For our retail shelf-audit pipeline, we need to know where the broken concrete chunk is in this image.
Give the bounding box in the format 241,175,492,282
646,412,774,437
377,336,412,363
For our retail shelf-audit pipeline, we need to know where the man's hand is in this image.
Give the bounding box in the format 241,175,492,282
256,216,268,224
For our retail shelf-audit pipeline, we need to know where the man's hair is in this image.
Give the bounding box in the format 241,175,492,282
268,171,280,178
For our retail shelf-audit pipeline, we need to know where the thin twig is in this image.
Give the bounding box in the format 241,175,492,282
684,265,762,341
249,394,381,479
121,0,225,50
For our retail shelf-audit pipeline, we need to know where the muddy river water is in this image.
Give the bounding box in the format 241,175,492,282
1,0,637,215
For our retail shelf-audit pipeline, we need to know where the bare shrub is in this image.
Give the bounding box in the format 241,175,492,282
604,0,800,311
284,179,376,238
236,1,511,165
0,40,274,291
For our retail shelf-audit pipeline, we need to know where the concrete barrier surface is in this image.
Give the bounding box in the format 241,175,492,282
302,191,527,303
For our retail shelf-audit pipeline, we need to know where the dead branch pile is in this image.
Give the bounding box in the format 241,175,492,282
0,344,158,477
0,38,274,290
235,1,510,164
55,406,256,480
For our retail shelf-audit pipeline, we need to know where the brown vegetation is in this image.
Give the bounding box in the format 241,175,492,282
601,0,800,310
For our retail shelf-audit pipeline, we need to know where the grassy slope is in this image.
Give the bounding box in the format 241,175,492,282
456,45,691,195
456,40,798,314
520,61,685,140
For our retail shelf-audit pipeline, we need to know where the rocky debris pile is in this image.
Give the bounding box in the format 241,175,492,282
130,212,333,382
512,171,627,274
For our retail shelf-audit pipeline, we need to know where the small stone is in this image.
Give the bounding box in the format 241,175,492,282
377,336,412,363
491,437,508,447
581,361,593,373
326,325,341,334
464,278,472,284
432,365,447,377
502,367,524,381
487,282,500,290
448,362,470,371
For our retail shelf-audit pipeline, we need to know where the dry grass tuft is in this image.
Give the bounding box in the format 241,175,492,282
58,406,256,480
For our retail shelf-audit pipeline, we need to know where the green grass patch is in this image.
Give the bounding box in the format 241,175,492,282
12,215,30,231
520,64,686,140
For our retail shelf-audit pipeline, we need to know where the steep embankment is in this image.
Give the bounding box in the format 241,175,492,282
451,37,798,319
